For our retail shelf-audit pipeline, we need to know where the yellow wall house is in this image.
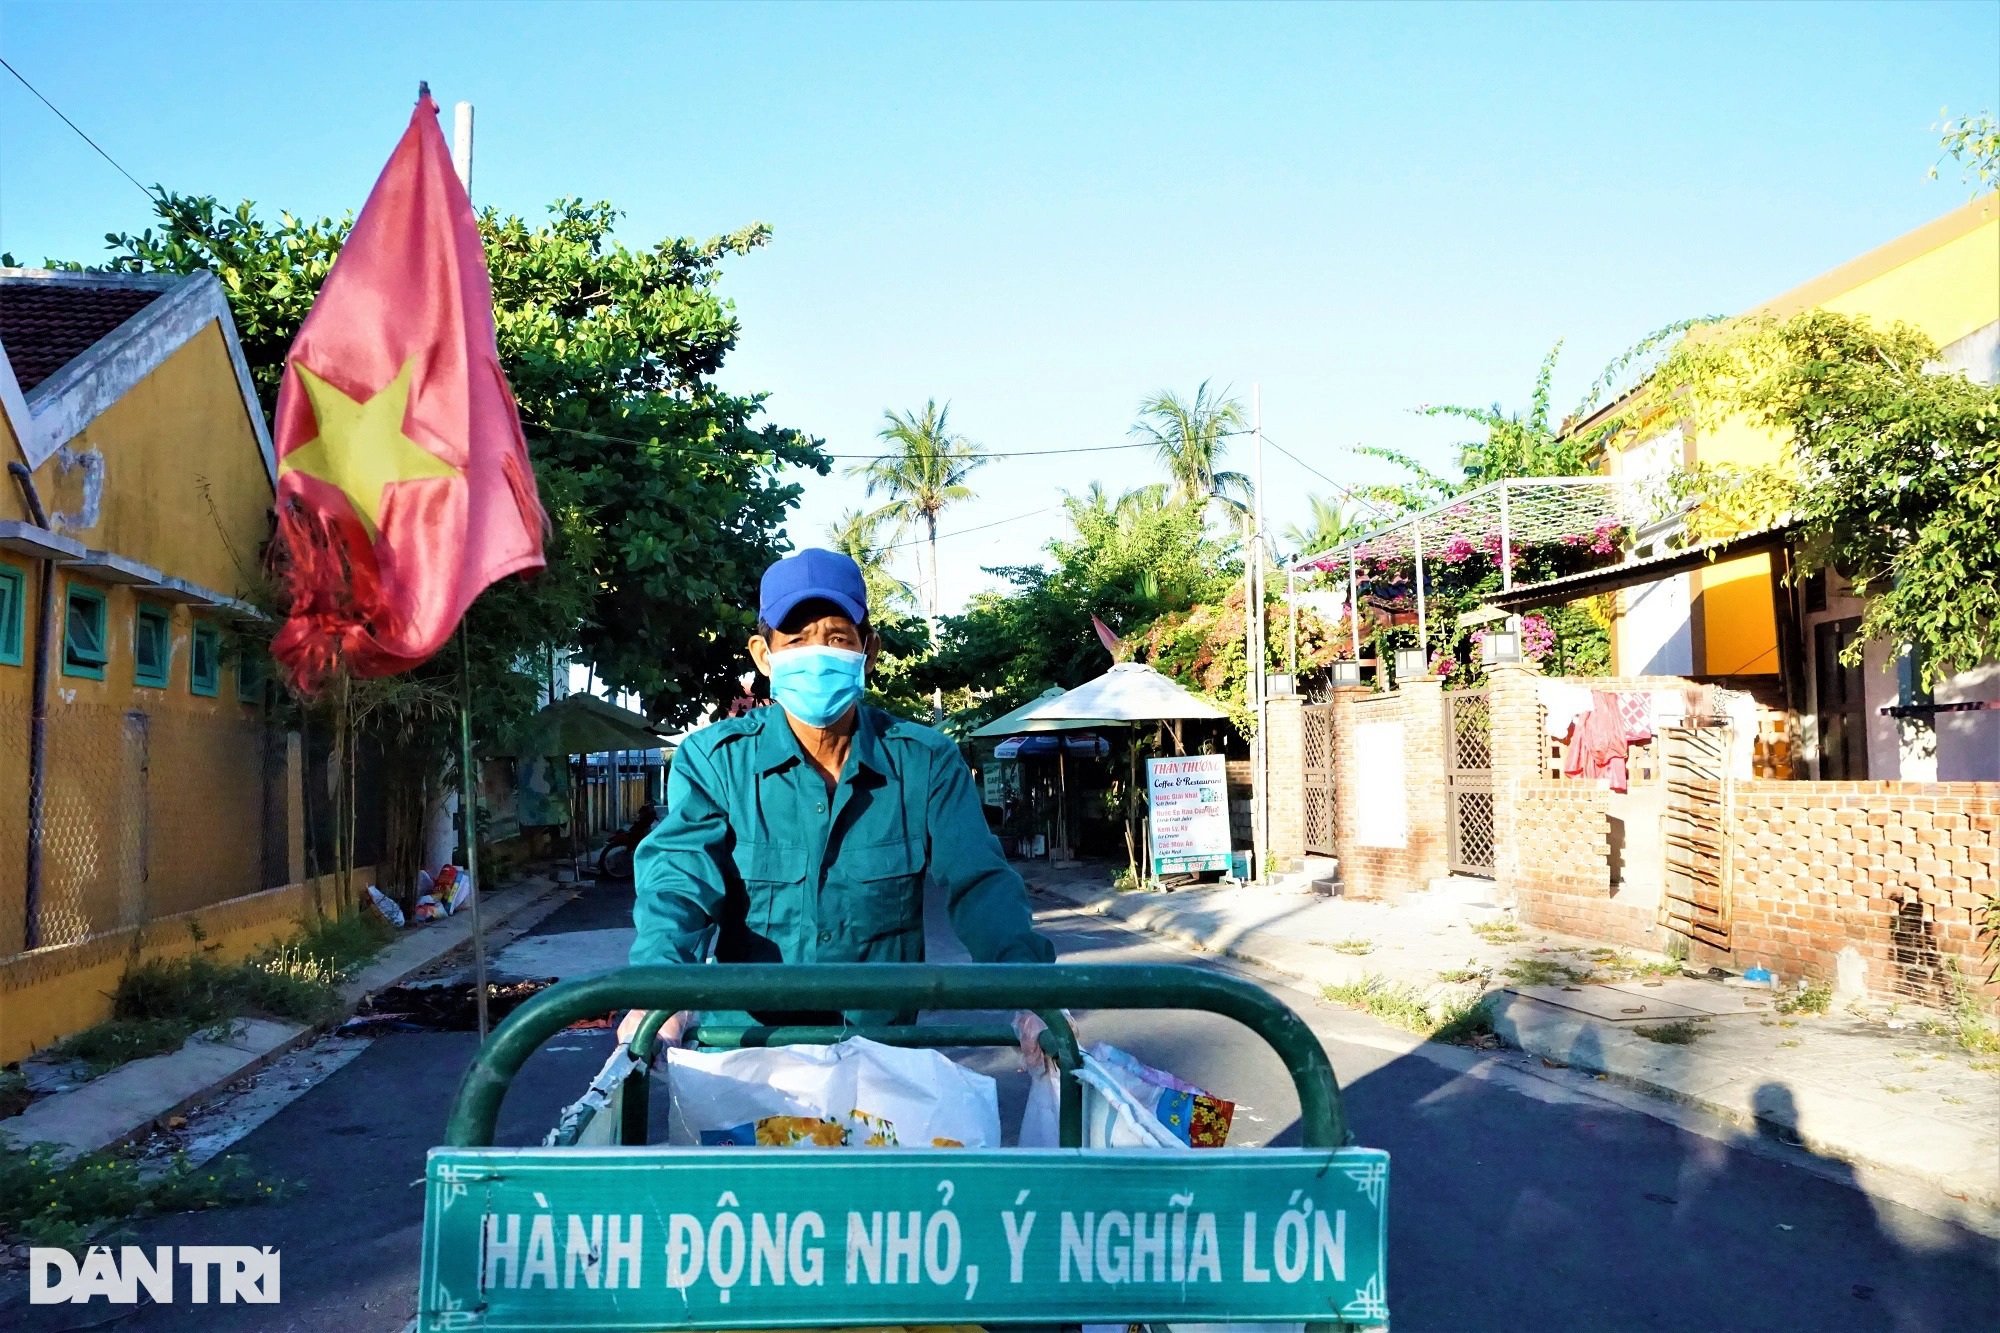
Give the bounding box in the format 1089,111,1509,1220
1576,193,2000,781
0,268,312,1062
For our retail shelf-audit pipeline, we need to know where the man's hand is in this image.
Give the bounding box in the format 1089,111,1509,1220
616,1008,691,1064
1013,1010,1069,1073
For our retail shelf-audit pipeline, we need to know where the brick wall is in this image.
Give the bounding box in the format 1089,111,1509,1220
1727,782,1999,1011
1513,779,1663,950
1332,680,1448,899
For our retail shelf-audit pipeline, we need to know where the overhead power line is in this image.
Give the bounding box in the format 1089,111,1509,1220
535,421,1254,463
1,56,153,201
866,507,1056,552
1260,432,1397,522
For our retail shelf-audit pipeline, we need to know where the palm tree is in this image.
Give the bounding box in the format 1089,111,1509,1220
826,507,914,615
850,399,984,624
1129,381,1252,514
1282,493,1367,560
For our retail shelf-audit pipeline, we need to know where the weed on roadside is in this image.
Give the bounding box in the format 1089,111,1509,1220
1470,920,1524,943
1634,1021,1707,1045
1881,1084,1913,1094
1941,958,2000,1056
50,910,389,1079
1595,952,1682,981
1327,938,1375,956
1322,975,1494,1045
1778,1039,1802,1048
0,1068,28,1118
1776,981,1832,1016
1970,1058,2000,1074
0,1144,288,1249
1436,962,1488,984
1503,957,1594,988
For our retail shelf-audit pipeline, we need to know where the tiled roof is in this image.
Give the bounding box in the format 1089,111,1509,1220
0,281,165,394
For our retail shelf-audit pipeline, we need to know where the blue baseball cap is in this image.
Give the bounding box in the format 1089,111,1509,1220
759,547,869,630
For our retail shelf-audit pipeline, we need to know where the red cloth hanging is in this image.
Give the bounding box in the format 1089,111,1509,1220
1564,690,1632,792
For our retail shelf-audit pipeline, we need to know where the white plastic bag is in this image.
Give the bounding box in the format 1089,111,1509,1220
364,884,405,928
662,1036,1000,1149
1019,1043,1235,1149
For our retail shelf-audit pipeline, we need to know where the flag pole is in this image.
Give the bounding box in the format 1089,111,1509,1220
446,91,491,1043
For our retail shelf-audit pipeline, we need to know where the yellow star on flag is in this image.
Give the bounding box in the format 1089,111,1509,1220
279,359,460,539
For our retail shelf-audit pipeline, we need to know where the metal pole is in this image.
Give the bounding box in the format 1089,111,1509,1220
1348,546,1361,661
1499,479,1513,593
459,625,490,1041
1251,384,1267,882
1413,521,1428,669
447,95,489,1041
1287,566,1298,683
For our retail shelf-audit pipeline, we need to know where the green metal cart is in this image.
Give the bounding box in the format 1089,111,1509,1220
419,962,1389,1331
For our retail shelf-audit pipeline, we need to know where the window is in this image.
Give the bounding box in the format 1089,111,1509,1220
190,621,220,697
237,650,266,703
0,563,24,667
134,604,171,687
62,584,107,679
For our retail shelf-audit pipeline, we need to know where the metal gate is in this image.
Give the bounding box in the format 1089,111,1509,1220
1660,724,1733,948
1445,689,1494,876
1302,702,1337,855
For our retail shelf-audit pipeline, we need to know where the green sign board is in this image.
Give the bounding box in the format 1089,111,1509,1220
419,1146,1389,1330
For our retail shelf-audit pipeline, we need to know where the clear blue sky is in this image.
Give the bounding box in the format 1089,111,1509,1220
4,1,1995,613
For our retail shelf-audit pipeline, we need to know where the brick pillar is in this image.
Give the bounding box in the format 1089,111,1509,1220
1328,684,1370,893
1485,660,1544,908
1400,677,1451,894
1265,694,1306,871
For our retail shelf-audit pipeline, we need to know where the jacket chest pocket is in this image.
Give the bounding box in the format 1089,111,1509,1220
842,837,924,941
732,842,809,940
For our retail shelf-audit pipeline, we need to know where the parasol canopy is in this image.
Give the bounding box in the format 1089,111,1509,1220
971,687,1117,738
1023,662,1228,723
512,694,669,759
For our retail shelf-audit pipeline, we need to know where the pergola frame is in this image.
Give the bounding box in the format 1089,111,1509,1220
1285,476,1645,666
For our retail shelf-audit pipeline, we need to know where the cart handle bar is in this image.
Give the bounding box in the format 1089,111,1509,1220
443,962,1349,1149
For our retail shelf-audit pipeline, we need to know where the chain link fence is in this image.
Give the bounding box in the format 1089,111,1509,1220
0,698,283,954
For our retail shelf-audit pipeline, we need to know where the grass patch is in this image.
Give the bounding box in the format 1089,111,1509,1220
0,1068,28,1119
0,1144,287,1249
1775,981,1832,1016
1778,1039,1802,1048
1596,952,1682,981
49,910,391,1078
1323,975,1495,1045
1436,963,1488,984
1469,920,1524,943
1971,1058,2000,1074
1881,1084,1913,1094
1503,957,1594,988
1943,1095,1968,1106
1633,1020,1707,1045
1327,938,1375,956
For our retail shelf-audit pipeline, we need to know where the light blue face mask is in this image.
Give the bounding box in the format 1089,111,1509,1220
766,645,866,728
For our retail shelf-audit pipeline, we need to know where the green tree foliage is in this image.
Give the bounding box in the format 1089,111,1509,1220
1129,382,1252,514
1366,321,1717,512
1652,309,2000,687
928,488,1235,712
1932,108,2000,192
853,400,983,622
1281,494,1367,561
82,191,822,729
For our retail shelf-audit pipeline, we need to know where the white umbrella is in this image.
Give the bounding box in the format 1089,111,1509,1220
970,687,1112,738
1022,662,1228,722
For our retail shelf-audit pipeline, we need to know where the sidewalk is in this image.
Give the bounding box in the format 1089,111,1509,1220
0,871,575,1159
1024,861,2000,1211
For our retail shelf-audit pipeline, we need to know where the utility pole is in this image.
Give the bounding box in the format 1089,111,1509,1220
448,93,491,1043
1251,384,1267,885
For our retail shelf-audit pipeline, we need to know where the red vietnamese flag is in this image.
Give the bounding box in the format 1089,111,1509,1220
270,91,545,686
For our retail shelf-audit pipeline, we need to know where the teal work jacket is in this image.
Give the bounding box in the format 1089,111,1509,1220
630,704,1053,1024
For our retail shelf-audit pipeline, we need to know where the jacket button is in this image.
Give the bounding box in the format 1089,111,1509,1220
818,930,832,943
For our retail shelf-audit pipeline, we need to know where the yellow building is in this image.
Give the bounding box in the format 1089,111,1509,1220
0,268,311,1059
1570,194,2000,779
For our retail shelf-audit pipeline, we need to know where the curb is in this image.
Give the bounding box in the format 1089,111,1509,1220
1,874,575,1159
1029,872,2000,1213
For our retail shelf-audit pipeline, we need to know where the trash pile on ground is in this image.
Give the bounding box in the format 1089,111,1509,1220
362,866,476,930
343,978,556,1032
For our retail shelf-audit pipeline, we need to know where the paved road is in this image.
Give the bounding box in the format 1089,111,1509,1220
6,875,1996,1331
